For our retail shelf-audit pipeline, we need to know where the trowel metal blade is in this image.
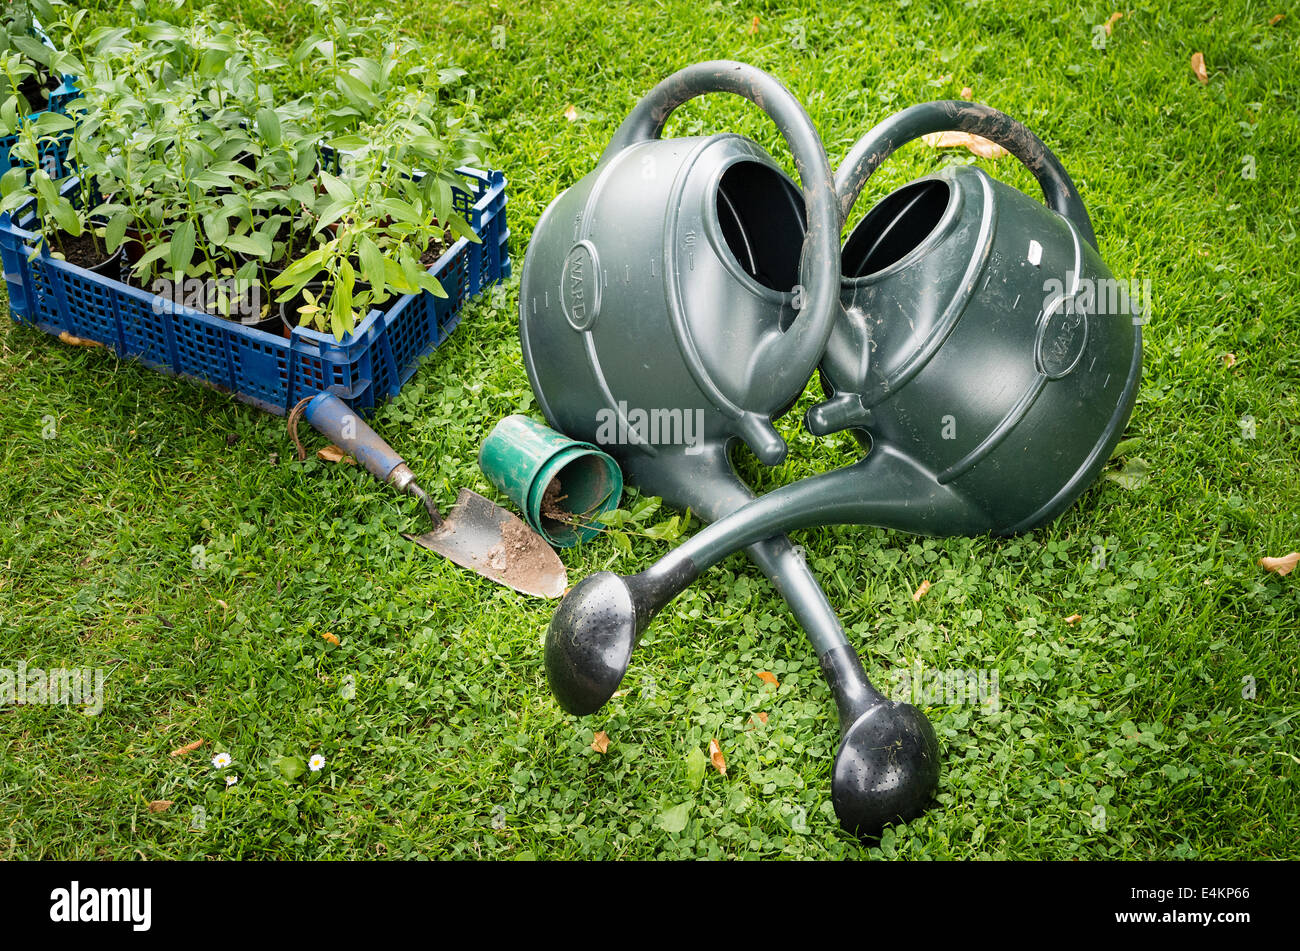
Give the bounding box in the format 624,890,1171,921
402,488,568,599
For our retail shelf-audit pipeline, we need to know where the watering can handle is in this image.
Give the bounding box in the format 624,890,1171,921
835,101,1098,249
601,61,841,457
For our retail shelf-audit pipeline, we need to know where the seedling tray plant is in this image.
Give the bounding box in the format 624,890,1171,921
0,8,507,415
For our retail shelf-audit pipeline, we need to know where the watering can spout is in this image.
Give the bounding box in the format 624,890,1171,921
835,444,996,537
548,444,992,666
543,441,959,828
621,441,872,660
805,391,872,437
662,445,994,565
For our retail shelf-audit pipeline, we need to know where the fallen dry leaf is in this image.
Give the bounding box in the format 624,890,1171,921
562,103,577,122
1190,51,1209,84
757,671,779,688
749,15,759,34
148,800,173,813
1270,14,1285,26
708,738,727,776
321,631,340,645
913,579,932,602
963,138,1007,160
169,739,205,757
745,711,769,731
1104,12,1123,35
317,444,355,465
960,86,973,100
1064,613,1083,625
1259,553,1299,576
57,331,103,348
1220,352,1237,367
922,130,1008,160
591,730,610,754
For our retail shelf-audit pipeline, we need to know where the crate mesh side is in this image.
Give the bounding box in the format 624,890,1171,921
3,168,507,415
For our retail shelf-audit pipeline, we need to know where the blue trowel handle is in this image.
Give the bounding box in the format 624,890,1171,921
302,392,444,527
303,392,405,482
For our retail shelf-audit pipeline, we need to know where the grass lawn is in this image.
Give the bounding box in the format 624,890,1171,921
1,0,1296,859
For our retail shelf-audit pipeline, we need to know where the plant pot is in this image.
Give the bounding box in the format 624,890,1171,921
479,415,623,548
278,281,321,337
50,233,124,283
238,313,285,336
15,70,60,115
86,248,127,284
216,276,273,327
121,226,162,270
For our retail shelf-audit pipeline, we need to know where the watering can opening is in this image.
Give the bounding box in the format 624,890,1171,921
843,178,952,278
714,159,807,295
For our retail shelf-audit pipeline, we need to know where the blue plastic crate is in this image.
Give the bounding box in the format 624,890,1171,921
0,78,78,177
0,167,509,415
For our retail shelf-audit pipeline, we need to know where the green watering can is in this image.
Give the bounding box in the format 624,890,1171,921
520,62,937,835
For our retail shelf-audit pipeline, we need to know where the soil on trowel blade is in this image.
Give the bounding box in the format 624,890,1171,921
482,516,560,593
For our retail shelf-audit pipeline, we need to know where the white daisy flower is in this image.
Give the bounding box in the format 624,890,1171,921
212,753,232,769
225,774,238,786
308,754,326,772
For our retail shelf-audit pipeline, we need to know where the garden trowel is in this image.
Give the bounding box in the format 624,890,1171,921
300,392,567,598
